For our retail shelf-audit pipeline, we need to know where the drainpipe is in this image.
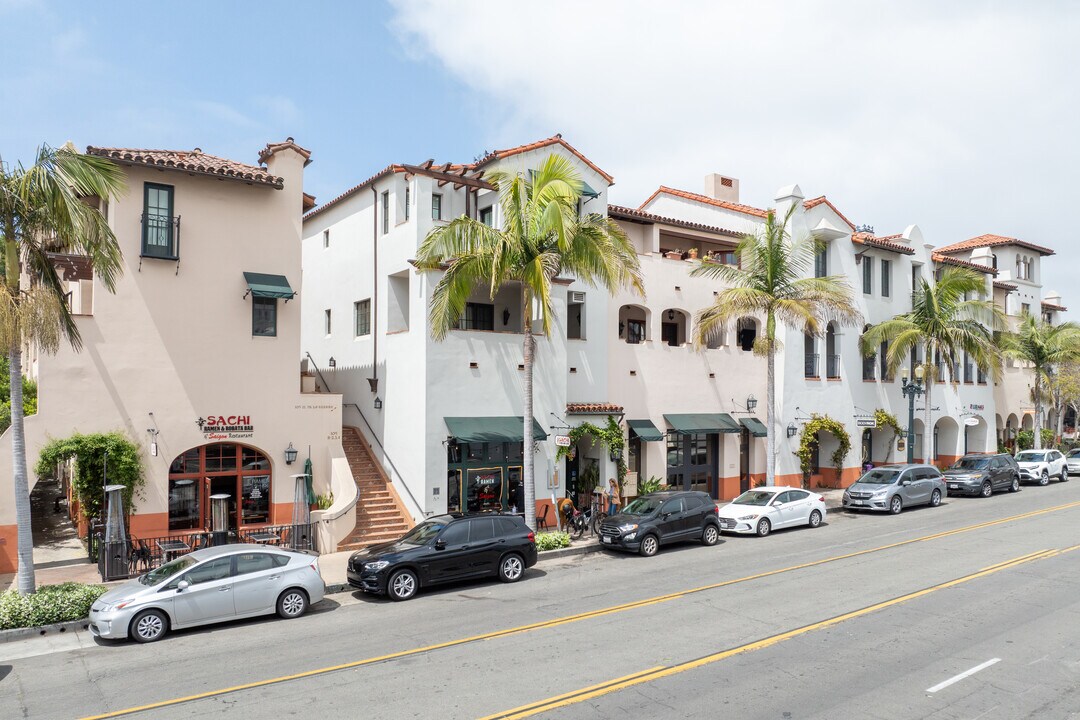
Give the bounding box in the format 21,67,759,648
369,186,379,394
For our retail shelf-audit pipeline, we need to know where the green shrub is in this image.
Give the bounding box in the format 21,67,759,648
0,582,108,630
535,531,571,552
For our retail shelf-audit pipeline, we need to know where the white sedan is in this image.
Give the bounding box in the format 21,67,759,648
716,487,827,537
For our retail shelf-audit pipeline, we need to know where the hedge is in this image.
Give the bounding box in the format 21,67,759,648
536,531,571,552
0,582,108,630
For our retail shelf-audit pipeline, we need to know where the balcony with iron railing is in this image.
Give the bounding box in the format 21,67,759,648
141,212,181,260
826,354,841,379
862,355,876,381
964,363,974,383
804,353,819,379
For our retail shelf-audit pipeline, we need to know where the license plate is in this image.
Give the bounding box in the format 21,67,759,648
949,484,960,490
602,537,613,544
851,500,864,506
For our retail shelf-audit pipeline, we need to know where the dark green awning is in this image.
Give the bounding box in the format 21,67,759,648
444,416,548,443
244,272,295,300
740,417,768,438
581,181,600,199
664,413,740,435
627,419,664,442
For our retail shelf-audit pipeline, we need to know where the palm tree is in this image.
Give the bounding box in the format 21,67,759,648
1000,313,1080,449
691,205,861,485
415,154,643,530
861,267,1002,462
0,144,125,594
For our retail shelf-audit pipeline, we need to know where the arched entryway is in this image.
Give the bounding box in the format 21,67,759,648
964,416,988,455
934,417,960,464
168,443,272,534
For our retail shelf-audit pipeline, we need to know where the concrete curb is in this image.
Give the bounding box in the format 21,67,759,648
0,618,90,644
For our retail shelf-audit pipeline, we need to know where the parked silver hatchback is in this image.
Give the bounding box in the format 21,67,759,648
843,464,947,514
89,545,325,643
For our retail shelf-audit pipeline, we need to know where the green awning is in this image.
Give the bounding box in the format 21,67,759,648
664,413,740,435
581,181,600,199
444,416,548,443
244,272,295,300
740,417,768,438
627,419,664,442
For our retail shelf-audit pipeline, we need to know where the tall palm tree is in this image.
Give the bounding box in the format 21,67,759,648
1000,313,1080,450
0,144,125,594
416,154,643,530
691,205,861,485
861,267,1002,461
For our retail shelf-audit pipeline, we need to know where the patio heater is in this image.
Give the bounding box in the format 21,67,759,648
209,493,231,546
103,484,128,578
291,474,311,551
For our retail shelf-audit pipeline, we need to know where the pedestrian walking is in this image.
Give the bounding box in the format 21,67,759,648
606,478,621,516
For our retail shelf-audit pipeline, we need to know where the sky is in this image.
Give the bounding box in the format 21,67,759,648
2,0,1076,310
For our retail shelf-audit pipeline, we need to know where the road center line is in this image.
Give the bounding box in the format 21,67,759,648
926,658,1002,693
76,501,1080,720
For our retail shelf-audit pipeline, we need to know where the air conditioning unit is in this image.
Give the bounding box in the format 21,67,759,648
569,291,586,304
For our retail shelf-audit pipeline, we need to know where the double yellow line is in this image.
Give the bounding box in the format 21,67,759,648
481,545,1080,719
79,500,1080,720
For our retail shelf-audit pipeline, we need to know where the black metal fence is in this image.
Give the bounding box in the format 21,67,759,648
95,523,320,582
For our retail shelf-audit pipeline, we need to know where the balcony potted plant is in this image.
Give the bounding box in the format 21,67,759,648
664,248,683,260
688,248,699,260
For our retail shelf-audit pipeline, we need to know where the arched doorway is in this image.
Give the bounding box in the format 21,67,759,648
168,443,272,534
861,428,873,467
934,417,960,464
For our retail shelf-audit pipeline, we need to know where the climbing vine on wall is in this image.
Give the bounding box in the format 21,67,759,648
795,414,851,478
35,432,145,521
874,409,903,461
555,415,627,486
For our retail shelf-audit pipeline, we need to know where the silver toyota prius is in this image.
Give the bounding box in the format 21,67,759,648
89,545,324,643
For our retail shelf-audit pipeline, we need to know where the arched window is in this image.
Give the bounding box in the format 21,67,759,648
168,443,272,532
826,323,840,378
804,332,818,378
661,309,688,347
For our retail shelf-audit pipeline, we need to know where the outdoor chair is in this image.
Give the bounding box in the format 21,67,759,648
536,505,550,530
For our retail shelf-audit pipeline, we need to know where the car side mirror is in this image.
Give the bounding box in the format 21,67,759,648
900,480,912,486
774,501,784,507
661,512,671,520
434,540,446,550
177,580,190,592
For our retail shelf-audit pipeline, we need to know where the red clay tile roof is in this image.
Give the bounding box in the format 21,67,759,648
993,280,1018,291
1042,300,1068,312
934,233,1055,257
86,146,283,189
803,195,856,230
852,232,915,255
608,205,742,239
472,134,614,185
566,402,624,415
258,137,312,166
932,252,998,275
639,186,769,219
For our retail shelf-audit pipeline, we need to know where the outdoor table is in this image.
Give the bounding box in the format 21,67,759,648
157,539,189,562
247,532,280,544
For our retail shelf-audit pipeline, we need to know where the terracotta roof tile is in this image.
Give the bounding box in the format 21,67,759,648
803,195,856,230
471,134,614,185
258,137,312,166
1042,300,1068,312
86,146,283,188
640,186,769,219
932,252,998,276
852,231,915,255
935,233,1055,257
566,402,624,415
993,280,1018,291
608,205,742,239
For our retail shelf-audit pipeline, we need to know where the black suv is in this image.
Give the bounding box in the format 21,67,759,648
598,491,720,557
942,453,1021,497
347,513,538,601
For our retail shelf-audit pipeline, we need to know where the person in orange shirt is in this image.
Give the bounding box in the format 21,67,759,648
606,478,621,516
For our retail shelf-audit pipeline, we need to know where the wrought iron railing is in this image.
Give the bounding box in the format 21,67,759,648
804,354,819,378
826,354,841,379
140,212,181,260
862,355,876,381
964,363,974,383
977,367,987,384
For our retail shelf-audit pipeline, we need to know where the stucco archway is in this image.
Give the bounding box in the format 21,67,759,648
934,417,961,463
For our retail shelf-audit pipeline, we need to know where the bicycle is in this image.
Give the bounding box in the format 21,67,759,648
563,494,608,539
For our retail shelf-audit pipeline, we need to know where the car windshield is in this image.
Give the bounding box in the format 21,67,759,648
1016,451,1047,462
621,497,663,516
732,490,776,506
951,457,989,470
400,521,446,545
1070,449,1080,458
859,469,900,485
138,555,197,586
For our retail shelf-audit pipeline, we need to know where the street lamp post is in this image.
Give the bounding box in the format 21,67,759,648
900,366,926,464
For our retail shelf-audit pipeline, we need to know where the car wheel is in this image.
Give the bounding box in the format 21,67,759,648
756,518,771,537
387,569,418,601
276,589,308,619
1010,476,1020,493
808,510,822,528
981,481,993,498
930,490,941,507
130,608,168,643
1061,469,1069,483
639,534,659,557
701,524,720,546
1040,470,1050,486
498,553,525,582
889,496,903,515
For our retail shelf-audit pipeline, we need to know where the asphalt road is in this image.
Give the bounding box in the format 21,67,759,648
4,482,1080,719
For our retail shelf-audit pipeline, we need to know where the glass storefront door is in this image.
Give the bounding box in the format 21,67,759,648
168,444,273,533
446,441,525,513
666,433,719,497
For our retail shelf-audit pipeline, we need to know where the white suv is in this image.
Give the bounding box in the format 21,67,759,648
1015,449,1068,486
1067,448,1080,476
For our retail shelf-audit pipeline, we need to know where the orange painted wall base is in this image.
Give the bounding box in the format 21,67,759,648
0,524,17,574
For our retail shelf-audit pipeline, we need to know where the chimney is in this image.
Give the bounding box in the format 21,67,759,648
1045,290,1063,307
704,174,739,203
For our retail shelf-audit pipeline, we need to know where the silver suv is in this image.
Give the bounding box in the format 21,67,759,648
843,464,947,514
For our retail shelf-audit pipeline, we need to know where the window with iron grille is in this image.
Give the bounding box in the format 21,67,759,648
459,303,494,331
252,297,276,337
862,258,872,294
355,299,371,336
142,183,177,259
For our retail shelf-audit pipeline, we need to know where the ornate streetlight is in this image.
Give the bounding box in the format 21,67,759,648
900,365,926,463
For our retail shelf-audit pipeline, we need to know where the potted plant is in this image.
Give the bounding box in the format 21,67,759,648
664,248,683,260
688,248,699,259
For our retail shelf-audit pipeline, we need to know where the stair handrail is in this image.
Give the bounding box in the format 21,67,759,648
344,403,427,520
304,351,335,395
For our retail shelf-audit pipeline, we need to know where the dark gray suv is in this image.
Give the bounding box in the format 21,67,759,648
943,453,1021,497
598,491,720,556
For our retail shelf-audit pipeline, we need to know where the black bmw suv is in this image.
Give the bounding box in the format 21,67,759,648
347,513,538,601
598,490,721,557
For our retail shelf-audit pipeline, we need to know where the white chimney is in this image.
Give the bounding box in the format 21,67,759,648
1045,290,1063,306
704,174,740,203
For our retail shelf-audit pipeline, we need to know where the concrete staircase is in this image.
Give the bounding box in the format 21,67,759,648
337,426,414,551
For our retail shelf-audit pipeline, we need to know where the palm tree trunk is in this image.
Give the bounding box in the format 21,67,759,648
766,344,776,486
1056,396,1065,443
522,294,536,531
1034,373,1043,450
9,340,35,594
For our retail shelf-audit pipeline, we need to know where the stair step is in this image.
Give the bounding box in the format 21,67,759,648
339,426,414,552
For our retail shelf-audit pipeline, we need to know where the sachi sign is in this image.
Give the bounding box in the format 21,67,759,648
197,415,255,440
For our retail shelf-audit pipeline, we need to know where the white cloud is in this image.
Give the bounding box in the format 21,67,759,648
390,0,1080,307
